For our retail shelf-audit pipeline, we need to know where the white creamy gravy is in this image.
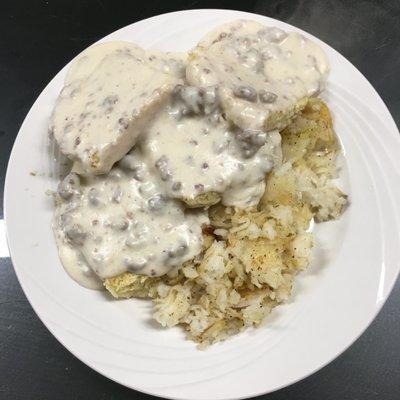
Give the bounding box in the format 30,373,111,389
187,19,329,130
52,23,330,287
53,229,103,289
54,152,207,285
53,83,281,287
52,42,182,175
66,42,186,83
141,85,282,207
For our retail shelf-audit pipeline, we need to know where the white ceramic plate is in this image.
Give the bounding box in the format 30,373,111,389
5,9,400,400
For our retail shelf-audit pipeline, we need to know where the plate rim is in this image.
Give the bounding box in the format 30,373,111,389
4,8,400,400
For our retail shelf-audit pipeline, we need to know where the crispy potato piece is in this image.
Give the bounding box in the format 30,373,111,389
261,98,347,221
104,272,158,299
183,192,221,208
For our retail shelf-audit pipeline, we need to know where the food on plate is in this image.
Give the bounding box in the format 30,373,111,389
104,98,347,346
65,42,187,83
139,84,282,207
50,20,348,347
51,42,182,175
186,20,329,131
53,147,207,285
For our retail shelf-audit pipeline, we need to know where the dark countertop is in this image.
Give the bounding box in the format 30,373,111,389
0,1,399,399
